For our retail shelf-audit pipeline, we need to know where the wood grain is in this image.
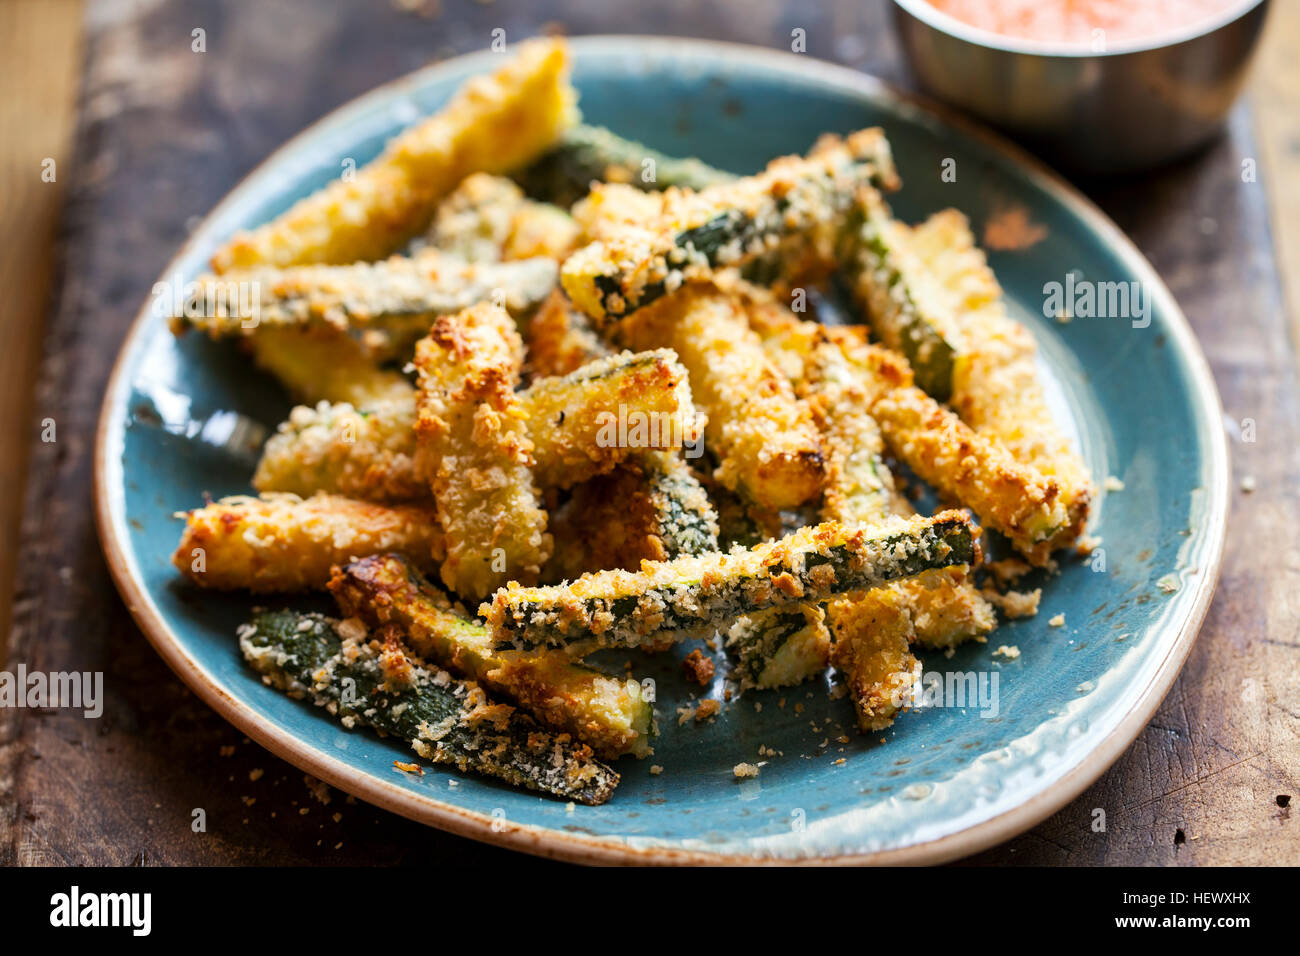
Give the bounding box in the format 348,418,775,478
1251,0,1300,366
2,0,1296,866
0,0,84,660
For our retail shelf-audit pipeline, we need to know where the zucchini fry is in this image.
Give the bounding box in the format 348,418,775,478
523,289,610,380
179,251,557,340
253,398,425,503
253,348,699,503
171,493,442,591
746,298,1075,565
484,511,980,653
839,187,962,400
248,328,413,408
828,591,921,732
413,303,551,600
561,128,899,321
619,284,825,510
240,610,618,804
211,38,577,271
515,123,736,207
330,555,654,759
522,348,701,492
871,382,1075,565
548,451,719,581
743,291,996,646
907,209,1093,532
427,172,580,262
725,605,831,691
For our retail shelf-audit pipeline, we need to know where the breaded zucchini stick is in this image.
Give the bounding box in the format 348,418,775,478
211,38,577,271
907,209,1093,531
746,298,1076,564
522,348,701,491
619,284,825,510
839,187,962,400
561,128,899,321
413,303,550,600
515,123,736,208
427,172,580,262
484,512,980,653
247,329,413,408
742,291,996,647
871,381,1076,565
171,493,442,591
571,182,674,243
179,251,557,339
330,555,654,759
548,451,719,581
725,605,831,691
241,610,618,804
828,591,921,732
253,398,425,503
253,349,699,502
523,289,609,381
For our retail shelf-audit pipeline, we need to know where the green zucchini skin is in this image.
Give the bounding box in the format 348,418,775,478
563,129,899,322
177,253,557,342
839,195,956,402
239,610,619,805
484,512,979,653
514,124,735,207
725,606,830,690
329,554,656,759
641,451,719,560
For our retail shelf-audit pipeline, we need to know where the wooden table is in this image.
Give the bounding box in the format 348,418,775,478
3,0,1297,866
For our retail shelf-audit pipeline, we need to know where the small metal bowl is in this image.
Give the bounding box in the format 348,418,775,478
892,0,1270,175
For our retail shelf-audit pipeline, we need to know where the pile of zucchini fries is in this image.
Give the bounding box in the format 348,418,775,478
169,39,1092,805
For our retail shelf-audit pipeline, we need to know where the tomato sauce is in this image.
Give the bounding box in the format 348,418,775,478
923,0,1247,46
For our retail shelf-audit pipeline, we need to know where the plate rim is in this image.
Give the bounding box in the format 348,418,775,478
93,34,1230,866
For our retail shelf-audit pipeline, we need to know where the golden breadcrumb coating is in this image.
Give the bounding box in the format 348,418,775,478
183,250,557,338
485,512,979,652
524,348,700,491
523,289,610,381
829,590,921,732
170,493,442,591
428,172,580,262
561,128,898,321
247,328,414,408
329,555,653,758
620,283,825,510
871,375,1074,566
253,398,425,502
739,284,997,646
907,208,1092,534
547,451,718,581
570,182,667,242
252,349,698,503
211,39,577,271
413,302,551,600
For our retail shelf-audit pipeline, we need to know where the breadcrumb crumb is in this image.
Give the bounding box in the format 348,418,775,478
733,762,760,779
1048,613,1065,627
681,648,716,686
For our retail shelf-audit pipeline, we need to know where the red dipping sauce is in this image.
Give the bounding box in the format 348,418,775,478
924,0,1249,46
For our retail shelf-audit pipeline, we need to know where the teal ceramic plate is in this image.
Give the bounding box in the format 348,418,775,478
95,37,1228,864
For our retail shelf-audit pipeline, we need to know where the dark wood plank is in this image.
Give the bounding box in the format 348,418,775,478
3,0,1295,866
